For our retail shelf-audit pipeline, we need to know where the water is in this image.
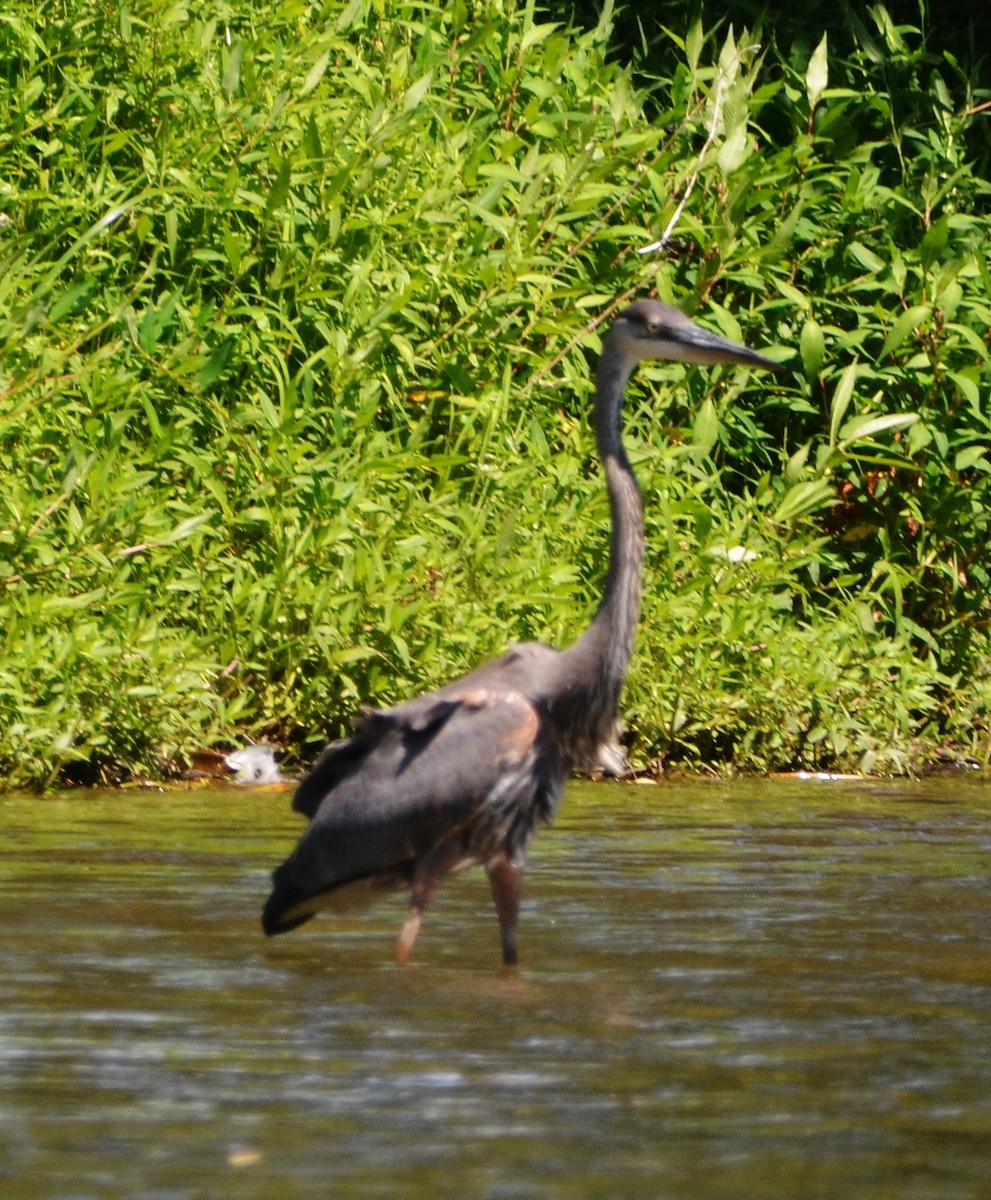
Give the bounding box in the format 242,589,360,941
2,777,990,1199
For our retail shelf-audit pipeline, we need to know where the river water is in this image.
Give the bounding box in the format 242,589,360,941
2,777,990,1199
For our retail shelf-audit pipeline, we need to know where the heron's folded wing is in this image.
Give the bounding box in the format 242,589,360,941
287,688,548,888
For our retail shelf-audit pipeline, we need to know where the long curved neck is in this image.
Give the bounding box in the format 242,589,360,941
552,334,643,756
580,338,644,688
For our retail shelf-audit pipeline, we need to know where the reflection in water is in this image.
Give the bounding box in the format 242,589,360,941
1,779,990,1198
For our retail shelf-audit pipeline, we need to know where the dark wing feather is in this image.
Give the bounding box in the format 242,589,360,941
263,687,559,932
292,696,462,819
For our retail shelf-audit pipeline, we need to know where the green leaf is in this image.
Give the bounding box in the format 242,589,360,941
692,398,720,453
954,445,989,472
402,71,433,113
303,112,324,162
920,215,949,272
948,371,980,406
878,305,930,359
265,158,293,216
718,124,748,176
302,49,330,96
197,338,235,389
806,33,829,109
222,42,242,97
157,514,214,545
838,412,918,445
48,282,93,324
685,18,703,73
847,241,886,274
521,22,558,53
784,441,812,483
799,318,825,377
164,207,178,263
773,479,835,523
336,0,364,31
828,361,858,448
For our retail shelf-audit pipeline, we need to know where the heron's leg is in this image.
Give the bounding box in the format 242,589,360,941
486,853,524,967
396,841,471,965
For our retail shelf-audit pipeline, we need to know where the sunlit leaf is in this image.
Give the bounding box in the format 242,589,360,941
806,33,829,109
717,124,748,176
838,412,919,445
402,71,433,113
784,441,812,483
692,398,720,453
847,241,886,274
878,305,930,359
954,445,989,472
302,49,330,96
828,361,858,448
799,318,825,377
222,42,242,97
773,480,836,523
685,18,703,73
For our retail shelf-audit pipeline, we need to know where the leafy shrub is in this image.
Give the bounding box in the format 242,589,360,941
0,0,988,786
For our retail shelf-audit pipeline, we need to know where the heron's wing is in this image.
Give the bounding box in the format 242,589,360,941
285,686,555,893
292,693,462,819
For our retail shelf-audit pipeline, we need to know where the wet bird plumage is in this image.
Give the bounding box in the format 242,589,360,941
261,300,778,964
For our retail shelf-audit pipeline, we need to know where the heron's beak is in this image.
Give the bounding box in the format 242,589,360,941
661,319,780,370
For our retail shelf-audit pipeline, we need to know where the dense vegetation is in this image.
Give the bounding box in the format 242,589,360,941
1,0,989,787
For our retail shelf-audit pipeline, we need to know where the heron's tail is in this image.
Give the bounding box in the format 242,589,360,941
261,876,318,936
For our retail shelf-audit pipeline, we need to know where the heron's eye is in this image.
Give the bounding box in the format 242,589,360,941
645,321,660,336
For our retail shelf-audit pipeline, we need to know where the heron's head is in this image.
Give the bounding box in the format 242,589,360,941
610,299,779,370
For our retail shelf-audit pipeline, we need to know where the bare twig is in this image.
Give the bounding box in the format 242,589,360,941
638,68,727,255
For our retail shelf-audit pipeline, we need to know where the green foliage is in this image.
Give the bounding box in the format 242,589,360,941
0,0,989,786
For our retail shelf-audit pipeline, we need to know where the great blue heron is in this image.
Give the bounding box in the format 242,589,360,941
262,299,778,965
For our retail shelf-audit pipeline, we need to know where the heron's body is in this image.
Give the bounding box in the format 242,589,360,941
262,300,777,964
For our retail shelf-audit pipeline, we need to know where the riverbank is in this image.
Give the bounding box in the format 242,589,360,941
2,2,989,787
